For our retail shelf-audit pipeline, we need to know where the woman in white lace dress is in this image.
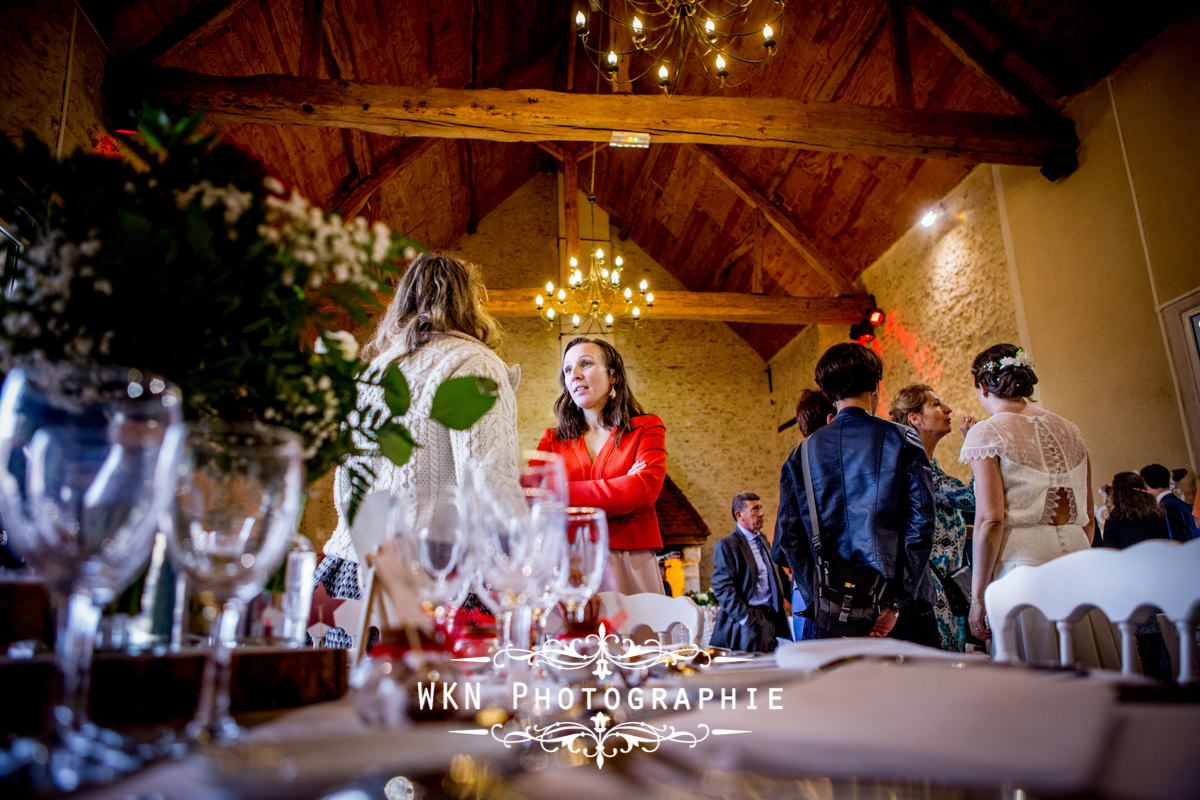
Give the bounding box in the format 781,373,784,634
315,253,519,646
960,344,1117,667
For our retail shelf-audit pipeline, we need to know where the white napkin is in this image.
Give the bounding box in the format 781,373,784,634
774,637,987,671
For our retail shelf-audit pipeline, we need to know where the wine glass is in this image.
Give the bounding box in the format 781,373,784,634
389,485,472,626
555,507,610,623
165,420,303,744
0,362,184,791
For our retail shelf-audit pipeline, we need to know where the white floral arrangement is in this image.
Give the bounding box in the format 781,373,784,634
0,108,497,519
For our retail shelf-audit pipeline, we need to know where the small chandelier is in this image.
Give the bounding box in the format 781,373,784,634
574,1,785,95
536,206,654,332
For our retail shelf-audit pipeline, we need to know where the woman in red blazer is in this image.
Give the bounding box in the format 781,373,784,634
537,337,667,594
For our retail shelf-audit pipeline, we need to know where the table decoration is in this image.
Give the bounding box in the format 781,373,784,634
0,106,500,524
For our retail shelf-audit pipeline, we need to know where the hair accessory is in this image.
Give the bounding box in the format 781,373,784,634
982,348,1034,373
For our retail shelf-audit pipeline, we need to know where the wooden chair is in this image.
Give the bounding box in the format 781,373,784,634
596,591,703,645
985,538,1200,683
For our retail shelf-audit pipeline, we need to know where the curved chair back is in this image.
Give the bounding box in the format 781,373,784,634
596,591,703,644
985,538,1200,683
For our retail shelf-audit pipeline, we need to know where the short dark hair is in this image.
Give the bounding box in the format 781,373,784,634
732,491,760,519
970,343,1037,399
815,342,883,401
1139,463,1171,490
795,389,835,438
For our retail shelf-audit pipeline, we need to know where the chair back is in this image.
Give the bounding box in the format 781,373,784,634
985,538,1200,683
596,591,703,644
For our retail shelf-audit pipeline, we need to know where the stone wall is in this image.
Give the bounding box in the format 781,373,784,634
2,0,112,155
769,166,1021,487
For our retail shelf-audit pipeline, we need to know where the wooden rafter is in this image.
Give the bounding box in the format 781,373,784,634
298,0,325,80
909,0,1059,117
688,145,855,296
484,289,874,326
329,138,437,219
562,145,579,262
889,0,914,107
816,13,889,101
457,141,480,234
125,0,253,64
132,68,1077,166
618,146,664,241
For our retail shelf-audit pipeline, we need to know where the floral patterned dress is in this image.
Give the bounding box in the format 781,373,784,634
929,457,975,652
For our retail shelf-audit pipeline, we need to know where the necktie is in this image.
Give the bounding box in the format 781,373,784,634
752,533,779,612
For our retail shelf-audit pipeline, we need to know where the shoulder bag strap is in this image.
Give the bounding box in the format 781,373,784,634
801,437,823,563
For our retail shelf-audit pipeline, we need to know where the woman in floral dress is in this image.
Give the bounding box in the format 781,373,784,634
891,384,975,651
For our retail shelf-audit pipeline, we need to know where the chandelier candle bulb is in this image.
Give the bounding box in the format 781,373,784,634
646,292,655,305
557,288,566,302
610,270,620,286
614,255,623,268
764,24,776,50
535,294,544,309
705,18,716,42
546,281,555,294
605,313,614,326
715,54,728,79
632,307,641,318
575,10,586,31
632,16,645,45
606,51,618,74
624,287,632,300
639,279,648,291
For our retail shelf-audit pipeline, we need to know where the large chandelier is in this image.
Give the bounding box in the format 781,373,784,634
574,1,785,95
536,201,654,332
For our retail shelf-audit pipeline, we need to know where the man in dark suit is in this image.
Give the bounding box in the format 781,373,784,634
1140,463,1199,541
709,492,792,652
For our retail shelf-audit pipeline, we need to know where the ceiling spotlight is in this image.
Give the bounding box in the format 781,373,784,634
919,203,947,228
867,309,885,326
850,322,875,344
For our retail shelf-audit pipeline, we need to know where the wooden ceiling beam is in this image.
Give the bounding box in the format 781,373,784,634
484,289,874,326
688,145,855,296
908,0,1059,118
132,68,1077,166
125,0,253,64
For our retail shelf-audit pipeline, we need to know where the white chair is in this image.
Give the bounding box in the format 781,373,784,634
596,591,703,645
985,538,1200,683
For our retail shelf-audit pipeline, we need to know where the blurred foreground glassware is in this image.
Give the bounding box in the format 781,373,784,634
556,507,609,623
165,420,303,743
0,362,184,792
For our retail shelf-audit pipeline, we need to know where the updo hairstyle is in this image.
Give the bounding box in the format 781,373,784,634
970,343,1037,399
888,383,933,428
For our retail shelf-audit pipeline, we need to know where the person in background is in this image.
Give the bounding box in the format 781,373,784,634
787,388,836,640
890,384,976,652
710,492,792,652
1171,467,1195,505
795,388,835,439
1140,463,1199,541
1093,484,1113,543
960,344,1118,668
317,253,520,648
1100,471,1173,681
538,337,667,594
774,343,937,645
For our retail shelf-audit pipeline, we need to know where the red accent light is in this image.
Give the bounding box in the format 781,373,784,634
114,129,139,135
857,332,875,343
868,309,884,326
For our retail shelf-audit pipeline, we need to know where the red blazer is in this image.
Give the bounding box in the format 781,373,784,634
537,415,666,551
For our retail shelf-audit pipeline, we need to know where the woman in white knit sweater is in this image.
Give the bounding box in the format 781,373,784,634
315,252,519,646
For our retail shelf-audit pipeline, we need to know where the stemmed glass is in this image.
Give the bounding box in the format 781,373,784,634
555,507,610,624
165,420,304,744
0,363,184,791
391,485,472,626
470,452,567,663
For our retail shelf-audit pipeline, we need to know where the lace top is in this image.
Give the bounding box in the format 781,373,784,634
959,405,1089,527
325,332,520,560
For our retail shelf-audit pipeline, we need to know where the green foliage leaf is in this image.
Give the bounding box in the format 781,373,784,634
380,364,410,416
430,376,498,430
376,422,416,466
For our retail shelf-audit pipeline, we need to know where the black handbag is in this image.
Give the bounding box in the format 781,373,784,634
802,439,887,636
935,563,972,618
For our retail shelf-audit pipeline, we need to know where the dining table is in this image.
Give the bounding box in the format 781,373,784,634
61,637,1198,800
